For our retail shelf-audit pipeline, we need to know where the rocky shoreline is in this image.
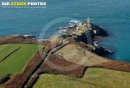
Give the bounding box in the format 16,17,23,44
58,22,114,57
0,22,114,57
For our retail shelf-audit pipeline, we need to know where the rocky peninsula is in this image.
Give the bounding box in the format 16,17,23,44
56,17,114,57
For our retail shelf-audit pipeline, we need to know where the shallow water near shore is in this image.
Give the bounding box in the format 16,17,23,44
0,0,130,62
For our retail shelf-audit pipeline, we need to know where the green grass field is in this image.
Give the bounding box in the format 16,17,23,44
34,68,130,88
0,44,21,61
0,44,40,77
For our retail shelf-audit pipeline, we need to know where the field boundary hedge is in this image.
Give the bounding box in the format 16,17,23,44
0,47,21,63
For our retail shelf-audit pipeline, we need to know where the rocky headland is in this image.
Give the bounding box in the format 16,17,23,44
1,18,130,88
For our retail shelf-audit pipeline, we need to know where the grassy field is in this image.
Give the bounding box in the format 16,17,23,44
0,44,41,77
0,44,19,61
56,44,109,66
34,68,130,88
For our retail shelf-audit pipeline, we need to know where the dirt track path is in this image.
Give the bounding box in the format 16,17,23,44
24,39,69,88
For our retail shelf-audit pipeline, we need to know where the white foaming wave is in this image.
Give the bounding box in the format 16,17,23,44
58,29,67,33
69,20,81,27
69,20,81,24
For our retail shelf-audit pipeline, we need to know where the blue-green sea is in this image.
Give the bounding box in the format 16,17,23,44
0,0,130,62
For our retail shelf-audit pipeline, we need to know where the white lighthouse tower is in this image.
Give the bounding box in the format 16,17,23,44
87,16,92,30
